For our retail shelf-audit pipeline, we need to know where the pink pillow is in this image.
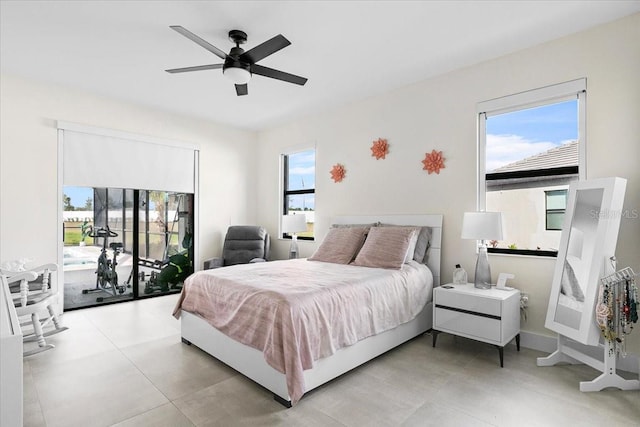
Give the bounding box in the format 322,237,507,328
308,227,368,264
352,226,417,269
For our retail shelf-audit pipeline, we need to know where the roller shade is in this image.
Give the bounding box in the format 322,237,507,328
60,123,197,193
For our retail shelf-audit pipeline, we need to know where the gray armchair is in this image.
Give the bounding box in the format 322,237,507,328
204,226,270,269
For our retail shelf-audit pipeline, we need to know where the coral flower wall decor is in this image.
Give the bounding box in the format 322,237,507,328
330,163,346,183
422,150,446,174
370,138,389,160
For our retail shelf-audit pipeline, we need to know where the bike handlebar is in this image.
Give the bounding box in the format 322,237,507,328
87,226,118,238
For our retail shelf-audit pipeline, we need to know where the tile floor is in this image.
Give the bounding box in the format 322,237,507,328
23,294,639,426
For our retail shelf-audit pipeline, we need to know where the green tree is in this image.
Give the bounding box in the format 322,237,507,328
83,197,93,210
63,194,74,211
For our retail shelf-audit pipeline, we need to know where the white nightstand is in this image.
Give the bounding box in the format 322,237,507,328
432,283,521,367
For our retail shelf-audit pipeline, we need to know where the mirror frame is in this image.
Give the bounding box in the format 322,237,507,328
544,177,627,345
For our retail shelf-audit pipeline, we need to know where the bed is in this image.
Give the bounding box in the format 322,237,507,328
174,214,442,406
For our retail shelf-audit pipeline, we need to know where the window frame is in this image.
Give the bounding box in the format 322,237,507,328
280,147,316,241
477,79,586,257
544,189,568,231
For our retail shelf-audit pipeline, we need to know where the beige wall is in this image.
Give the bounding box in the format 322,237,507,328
487,185,567,251
256,14,640,353
0,74,258,271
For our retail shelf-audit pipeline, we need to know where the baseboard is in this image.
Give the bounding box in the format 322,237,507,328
519,330,639,374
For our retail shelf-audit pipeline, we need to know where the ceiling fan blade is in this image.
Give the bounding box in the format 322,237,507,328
170,26,227,60
235,84,248,96
240,34,291,64
165,64,223,74
251,64,307,86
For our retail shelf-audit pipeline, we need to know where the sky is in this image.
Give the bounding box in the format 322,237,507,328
64,186,93,209
486,99,578,172
287,149,315,210
287,149,315,191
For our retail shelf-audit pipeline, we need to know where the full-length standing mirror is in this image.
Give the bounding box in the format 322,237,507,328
544,177,627,345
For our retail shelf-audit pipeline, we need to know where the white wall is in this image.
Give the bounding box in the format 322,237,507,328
0,74,258,271
487,184,568,251
256,14,640,354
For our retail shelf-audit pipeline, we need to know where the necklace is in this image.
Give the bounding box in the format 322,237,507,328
598,271,638,356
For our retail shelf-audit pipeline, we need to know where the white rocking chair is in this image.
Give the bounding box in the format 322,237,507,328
1,263,68,356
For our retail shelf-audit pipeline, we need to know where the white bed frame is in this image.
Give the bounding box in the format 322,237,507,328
180,214,443,406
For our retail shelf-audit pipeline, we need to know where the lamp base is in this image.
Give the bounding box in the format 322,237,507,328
474,245,492,289
289,235,299,259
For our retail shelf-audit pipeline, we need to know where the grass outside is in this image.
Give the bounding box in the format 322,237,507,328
64,222,94,246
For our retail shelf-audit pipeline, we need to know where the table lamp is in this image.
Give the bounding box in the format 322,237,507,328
461,211,504,289
282,214,307,259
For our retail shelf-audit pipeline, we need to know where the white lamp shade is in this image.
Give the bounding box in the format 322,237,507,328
461,212,504,241
223,67,251,84
282,214,307,234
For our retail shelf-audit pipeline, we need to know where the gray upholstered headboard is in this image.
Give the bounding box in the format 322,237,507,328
330,214,443,286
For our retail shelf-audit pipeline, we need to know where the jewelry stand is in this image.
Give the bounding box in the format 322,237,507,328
580,339,639,391
537,265,639,392
537,335,639,391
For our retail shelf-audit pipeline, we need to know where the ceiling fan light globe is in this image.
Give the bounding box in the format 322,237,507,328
223,67,251,85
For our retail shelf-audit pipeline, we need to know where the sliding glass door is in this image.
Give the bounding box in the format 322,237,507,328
62,186,193,310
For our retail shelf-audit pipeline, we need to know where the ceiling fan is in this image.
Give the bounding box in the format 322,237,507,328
166,26,308,96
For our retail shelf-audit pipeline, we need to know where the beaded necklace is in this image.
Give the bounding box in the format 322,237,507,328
597,267,638,356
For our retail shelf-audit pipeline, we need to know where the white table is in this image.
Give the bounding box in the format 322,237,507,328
432,283,520,367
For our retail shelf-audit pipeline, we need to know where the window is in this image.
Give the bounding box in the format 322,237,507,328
545,189,568,231
282,148,315,240
478,79,586,256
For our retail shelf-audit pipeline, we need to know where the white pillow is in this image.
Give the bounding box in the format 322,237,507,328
404,229,420,263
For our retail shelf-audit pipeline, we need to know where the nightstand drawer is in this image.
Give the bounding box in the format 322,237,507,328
434,306,501,343
435,289,502,316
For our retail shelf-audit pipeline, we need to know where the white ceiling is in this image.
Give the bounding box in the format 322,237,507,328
2,1,639,131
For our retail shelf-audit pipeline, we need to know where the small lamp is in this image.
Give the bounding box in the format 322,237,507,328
282,214,307,259
461,212,504,289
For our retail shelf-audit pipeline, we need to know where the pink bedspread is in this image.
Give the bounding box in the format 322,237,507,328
173,258,433,404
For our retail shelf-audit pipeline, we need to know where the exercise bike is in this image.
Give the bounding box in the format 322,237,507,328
82,226,130,302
